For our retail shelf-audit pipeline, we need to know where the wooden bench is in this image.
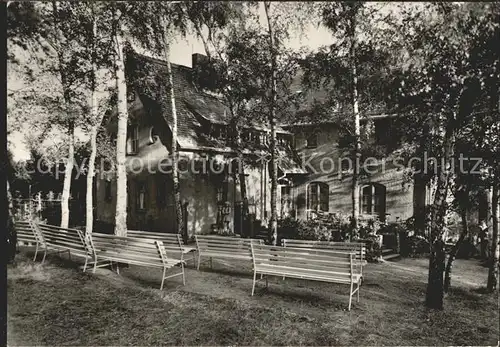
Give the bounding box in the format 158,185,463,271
34,223,91,265
126,230,197,266
89,233,185,290
281,239,367,277
251,243,362,310
194,235,264,270
15,220,44,261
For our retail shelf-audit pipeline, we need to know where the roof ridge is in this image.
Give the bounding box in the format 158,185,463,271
128,50,192,70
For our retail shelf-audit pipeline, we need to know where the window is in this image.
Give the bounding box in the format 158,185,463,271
137,181,147,211
361,183,386,220
306,131,317,148
127,125,139,155
216,176,229,204
104,180,112,203
307,182,329,212
149,126,159,144
280,186,292,218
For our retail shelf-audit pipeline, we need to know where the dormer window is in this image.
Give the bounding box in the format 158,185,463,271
242,130,250,143
306,131,317,149
148,126,159,144
219,126,227,140
210,125,227,141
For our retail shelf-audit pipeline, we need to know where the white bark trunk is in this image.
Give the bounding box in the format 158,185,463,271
113,31,128,237
351,12,360,233
487,187,499,291
162,21,184,241
60,124,75,228
264,1,278,245
86,123,98,234
86,7,99,235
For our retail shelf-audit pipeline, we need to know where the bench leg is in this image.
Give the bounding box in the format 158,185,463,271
197,253,201,271
41,248,47,264
192,252,197,269
181,262,186,286
83,257,88,272
357,280,360,303
93,258,98,273
348,281,354,311
251,270,257,296
160,267,167,291
33,244,39,261
116,263,120,275
68,249,72,261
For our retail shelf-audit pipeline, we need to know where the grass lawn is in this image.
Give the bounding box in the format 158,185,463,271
7,251,499,346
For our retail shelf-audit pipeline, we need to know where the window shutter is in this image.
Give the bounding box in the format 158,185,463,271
319,183,329,212
361,185,372,214
308,183,318,211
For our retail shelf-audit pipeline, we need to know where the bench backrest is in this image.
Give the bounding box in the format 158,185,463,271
251,243,356,281
15,220,39,246
195,235,264,258
90,233,181,267
281,239,366,262
126,230,184,260
126,230,183,247
37,223,87,257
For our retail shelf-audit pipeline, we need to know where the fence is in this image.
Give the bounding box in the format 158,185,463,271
12,198,85,226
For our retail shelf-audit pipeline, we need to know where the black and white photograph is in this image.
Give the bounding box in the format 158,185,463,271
4,1,499,346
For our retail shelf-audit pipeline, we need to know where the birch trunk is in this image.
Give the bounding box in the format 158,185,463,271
350,12,360,234
264,1,278,245
444,205,468,293
86,127,97,234
113,28,128,237
425,117,455,309
52,1,74,229
86,6,99,235
487,187,499,291
60,123,75,228
162,22,184,242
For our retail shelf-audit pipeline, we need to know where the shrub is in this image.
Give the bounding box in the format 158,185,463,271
357,218,383,239
406,235,430,257
277,214,351,243
277,217,301,241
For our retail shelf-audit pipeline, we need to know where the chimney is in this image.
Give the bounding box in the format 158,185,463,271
192,53,208,69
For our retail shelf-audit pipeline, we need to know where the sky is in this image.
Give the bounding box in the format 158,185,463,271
158,2,334,67
8,2,336,162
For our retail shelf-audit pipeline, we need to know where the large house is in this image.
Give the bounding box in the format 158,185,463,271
95,51,305,236
95,51,484,239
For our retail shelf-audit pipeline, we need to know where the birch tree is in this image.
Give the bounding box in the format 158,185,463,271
8,1,96,228
183,2,256,232
300,2,397,235
124,2,192,240
390,2,497,307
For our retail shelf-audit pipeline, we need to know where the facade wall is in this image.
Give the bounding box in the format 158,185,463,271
95,100,273,236
290,124,416,223
96,99,422,234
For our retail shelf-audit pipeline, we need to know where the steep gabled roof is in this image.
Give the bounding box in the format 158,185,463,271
126,51,292,151
126,51,230,149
